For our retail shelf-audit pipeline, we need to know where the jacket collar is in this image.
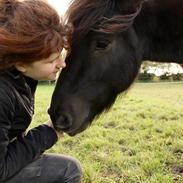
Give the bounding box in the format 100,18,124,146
1,68,38,95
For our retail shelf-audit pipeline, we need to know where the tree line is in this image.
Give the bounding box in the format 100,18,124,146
138,61,183,82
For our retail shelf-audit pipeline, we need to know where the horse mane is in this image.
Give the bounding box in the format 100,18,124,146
66,0,142,44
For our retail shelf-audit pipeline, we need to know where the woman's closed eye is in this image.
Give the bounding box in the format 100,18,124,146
47,55,60,63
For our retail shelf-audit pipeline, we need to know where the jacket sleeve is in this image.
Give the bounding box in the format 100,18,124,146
0,90,58,181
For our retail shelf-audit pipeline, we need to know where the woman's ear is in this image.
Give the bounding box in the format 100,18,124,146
15,62,27,73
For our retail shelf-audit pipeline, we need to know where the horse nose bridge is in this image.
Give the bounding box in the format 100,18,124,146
68,96,89,114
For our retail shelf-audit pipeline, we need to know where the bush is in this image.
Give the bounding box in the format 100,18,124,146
138,72,155,82
138,72,183,82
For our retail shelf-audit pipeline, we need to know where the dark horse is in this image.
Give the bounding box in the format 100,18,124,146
49,0,183,136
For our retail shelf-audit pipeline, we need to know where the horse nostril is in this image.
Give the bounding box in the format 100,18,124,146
54,113,73,131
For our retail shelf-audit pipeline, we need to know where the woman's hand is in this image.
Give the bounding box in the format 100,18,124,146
45,120,64,138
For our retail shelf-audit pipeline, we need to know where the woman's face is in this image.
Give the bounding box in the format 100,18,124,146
16,52,66,80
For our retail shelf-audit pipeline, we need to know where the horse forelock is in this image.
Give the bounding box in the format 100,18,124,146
93,5,142,34
66,0,142,45
65,0,115,44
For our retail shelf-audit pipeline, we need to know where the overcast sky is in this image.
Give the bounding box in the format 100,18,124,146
47,0,71,15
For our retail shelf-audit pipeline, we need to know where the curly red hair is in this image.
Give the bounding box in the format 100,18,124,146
0,0,72,70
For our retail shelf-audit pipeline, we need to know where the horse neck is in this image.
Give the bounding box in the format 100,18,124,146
135,0,183,64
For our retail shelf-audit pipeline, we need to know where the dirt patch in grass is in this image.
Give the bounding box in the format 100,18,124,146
171,165,183,175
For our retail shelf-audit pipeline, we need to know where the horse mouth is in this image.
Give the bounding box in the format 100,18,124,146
48,97,93,135
49,110,92,136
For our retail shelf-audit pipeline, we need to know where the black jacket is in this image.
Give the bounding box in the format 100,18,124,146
0,69,58,182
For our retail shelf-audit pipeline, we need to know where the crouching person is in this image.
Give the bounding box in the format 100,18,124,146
0,0,82,182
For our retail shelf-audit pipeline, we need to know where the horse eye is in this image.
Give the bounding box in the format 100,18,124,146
95,40,110,50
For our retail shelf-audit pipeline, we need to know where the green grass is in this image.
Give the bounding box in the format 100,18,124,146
31,83,183,183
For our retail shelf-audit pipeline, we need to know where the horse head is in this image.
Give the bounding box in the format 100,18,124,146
49,0,148,135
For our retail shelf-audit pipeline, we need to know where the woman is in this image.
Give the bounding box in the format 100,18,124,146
0,0,82,182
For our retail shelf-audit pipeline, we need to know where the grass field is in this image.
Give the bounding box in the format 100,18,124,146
31,82,183,183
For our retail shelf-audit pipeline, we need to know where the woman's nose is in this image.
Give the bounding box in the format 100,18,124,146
56,57,66,69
